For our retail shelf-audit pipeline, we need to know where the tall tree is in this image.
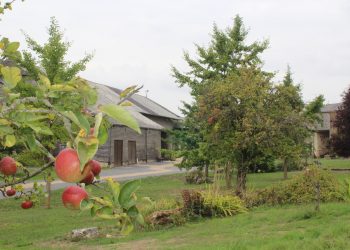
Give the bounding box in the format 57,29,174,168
20,17,93,84
198,68,277,194
172,15,269,183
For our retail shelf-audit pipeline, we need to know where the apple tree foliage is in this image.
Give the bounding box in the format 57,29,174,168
0,1,146,234
171,15,270,186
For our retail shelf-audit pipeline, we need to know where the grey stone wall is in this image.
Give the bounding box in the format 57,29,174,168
95,125,161,165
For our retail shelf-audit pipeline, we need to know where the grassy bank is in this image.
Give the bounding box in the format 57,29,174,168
0,161,350,249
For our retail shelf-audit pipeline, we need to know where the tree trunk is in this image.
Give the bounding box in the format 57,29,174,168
283,158,288,180
225,162,233,189
236,166,247,197
204,164,209,179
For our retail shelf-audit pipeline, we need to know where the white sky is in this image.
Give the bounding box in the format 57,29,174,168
1,0,349,115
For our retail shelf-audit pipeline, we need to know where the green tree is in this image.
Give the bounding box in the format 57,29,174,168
172,15,269,182
273,66,324,179
198,68,277,194
20,17,93,83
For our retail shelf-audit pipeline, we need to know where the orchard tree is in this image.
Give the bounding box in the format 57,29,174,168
198,68,278,194
0,1,147,234
331,86,350,156
172,15,269,182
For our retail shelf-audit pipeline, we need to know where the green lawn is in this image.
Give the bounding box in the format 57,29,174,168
1,160,350,249
319,158,350,169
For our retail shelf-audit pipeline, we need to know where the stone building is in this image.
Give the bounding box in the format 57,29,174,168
89,81,182,166
313,103,340,157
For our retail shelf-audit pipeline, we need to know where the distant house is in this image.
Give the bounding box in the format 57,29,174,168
313,103,340,158
88,81,182,166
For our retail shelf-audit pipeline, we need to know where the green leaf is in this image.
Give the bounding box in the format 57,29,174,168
120,221,134,235
98,122,109,145
93,112,103,137
27,123,53,135
120,85,138,98
12,112,48,123
62,111,90,134
90,197,113,207
5,42,20,53
49,84,75,92
1,66,21,89
80,199,94,211
0,125,14,136
38,74,51,89
135,214,145,225
77,140,98,171
98,104,140,134
4,134,16,147
127,206,139,217
106,178,120,204
25,133,39,151
118,179,141,208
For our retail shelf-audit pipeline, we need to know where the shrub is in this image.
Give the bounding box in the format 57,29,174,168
142,199,185,228
181,189,246,218
142,198,180,218
160,149,177,161
244,166,345,207
201,191,247,217
181,189,209,217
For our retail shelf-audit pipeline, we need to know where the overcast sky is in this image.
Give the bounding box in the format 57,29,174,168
1,0,349,115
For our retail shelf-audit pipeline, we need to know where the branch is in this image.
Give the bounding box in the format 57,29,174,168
0,160,54,189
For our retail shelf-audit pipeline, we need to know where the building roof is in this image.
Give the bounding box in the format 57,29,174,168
321,103,341,113
88,81,174,130
108,86,181,120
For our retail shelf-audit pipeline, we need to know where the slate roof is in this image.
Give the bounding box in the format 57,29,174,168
321,103,341,113
108,87,181,120
88,81,175,130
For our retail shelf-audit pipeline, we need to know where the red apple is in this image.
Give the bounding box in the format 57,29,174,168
88,160,101,176
207,116,215,125
6,188,16,197
55,148,91,183
80,171,94,185
21,200,33,209
0,156,17,176
62,186,88,209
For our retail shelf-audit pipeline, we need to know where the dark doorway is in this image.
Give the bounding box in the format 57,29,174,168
128,141,137,164
114,140,123,166
161,131,168,149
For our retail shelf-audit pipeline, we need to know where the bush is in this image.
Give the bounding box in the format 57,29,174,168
142,198,180,218
142,199,185,228
201,191,247,217
244,166,345,207
160,149,178,161
181,189,247,218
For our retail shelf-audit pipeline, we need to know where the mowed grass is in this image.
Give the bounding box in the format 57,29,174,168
0,161,350,249
319,158,350,169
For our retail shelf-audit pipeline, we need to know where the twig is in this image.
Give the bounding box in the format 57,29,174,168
0,160,54,188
